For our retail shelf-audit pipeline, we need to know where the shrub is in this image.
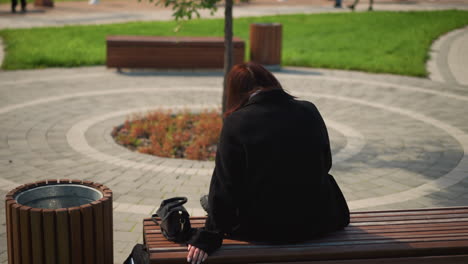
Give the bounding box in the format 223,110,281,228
112,110,222,161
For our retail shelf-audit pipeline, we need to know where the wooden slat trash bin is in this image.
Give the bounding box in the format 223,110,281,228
250,23,282,69
5,179,113,264
143,207,468,263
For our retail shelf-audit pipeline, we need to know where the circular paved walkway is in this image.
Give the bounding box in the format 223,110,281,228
1,1,468,263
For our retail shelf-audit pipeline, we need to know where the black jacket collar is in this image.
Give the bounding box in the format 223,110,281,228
244,89,293,107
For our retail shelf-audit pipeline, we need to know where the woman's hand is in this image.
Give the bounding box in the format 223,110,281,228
187,244,208,264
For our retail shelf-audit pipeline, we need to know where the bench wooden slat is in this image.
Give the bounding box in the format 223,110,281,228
147,235,468,249
352,208,468,218
351,206,468,215
106,36,245,69
255,255,468,264
351,213,468,223
146,229,468,245
351,209,468,218
149,239,468,263
144,220,468,235
107,36,245,47
145,223,468,237
143,207,468,264
342,223,468,234
147,237,468,251
351,217,468,226
146,225,468,246
145,209,468,225
144,219,468,229
348,221,468,230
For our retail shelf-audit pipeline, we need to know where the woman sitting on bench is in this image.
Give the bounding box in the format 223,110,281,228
187,62,350,264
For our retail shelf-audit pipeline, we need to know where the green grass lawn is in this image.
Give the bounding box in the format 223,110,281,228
1,10,468,76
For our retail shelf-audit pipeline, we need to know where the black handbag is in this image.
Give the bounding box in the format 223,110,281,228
152,197,192,243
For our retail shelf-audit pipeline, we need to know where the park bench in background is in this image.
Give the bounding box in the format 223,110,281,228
106,36,245,70
143,206,468,263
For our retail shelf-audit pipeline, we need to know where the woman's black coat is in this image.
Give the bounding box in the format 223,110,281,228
189,89,350,253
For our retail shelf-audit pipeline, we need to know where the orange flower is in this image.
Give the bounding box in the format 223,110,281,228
113,109,222,160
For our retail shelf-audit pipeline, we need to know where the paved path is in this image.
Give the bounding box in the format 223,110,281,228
1,1,468,263
1,0,468,29
427,25,468,87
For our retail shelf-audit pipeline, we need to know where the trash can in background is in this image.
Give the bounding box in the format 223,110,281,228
5,179,113,264
250,23,282,70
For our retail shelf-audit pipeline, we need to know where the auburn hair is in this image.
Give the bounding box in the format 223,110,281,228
224,62,284,118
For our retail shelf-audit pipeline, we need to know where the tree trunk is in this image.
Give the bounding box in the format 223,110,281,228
222,0,233,114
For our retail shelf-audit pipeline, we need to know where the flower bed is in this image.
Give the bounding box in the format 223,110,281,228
112,110,222,161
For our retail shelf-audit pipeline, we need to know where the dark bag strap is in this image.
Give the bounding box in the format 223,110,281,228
152,197,188,224
151,213,160,224
160,197,188,210
151,210,189,224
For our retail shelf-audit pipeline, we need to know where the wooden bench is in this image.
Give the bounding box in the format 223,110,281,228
143,206,468,263
106,36,245,69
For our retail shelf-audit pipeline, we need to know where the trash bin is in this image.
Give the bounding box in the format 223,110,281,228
5,179,113,264
250,23,282,70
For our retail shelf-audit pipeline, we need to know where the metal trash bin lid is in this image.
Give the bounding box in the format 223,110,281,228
14,183,103,209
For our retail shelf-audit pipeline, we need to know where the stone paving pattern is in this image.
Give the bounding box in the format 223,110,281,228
1,0,468,263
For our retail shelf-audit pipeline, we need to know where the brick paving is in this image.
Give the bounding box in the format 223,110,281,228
1,0,468,263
